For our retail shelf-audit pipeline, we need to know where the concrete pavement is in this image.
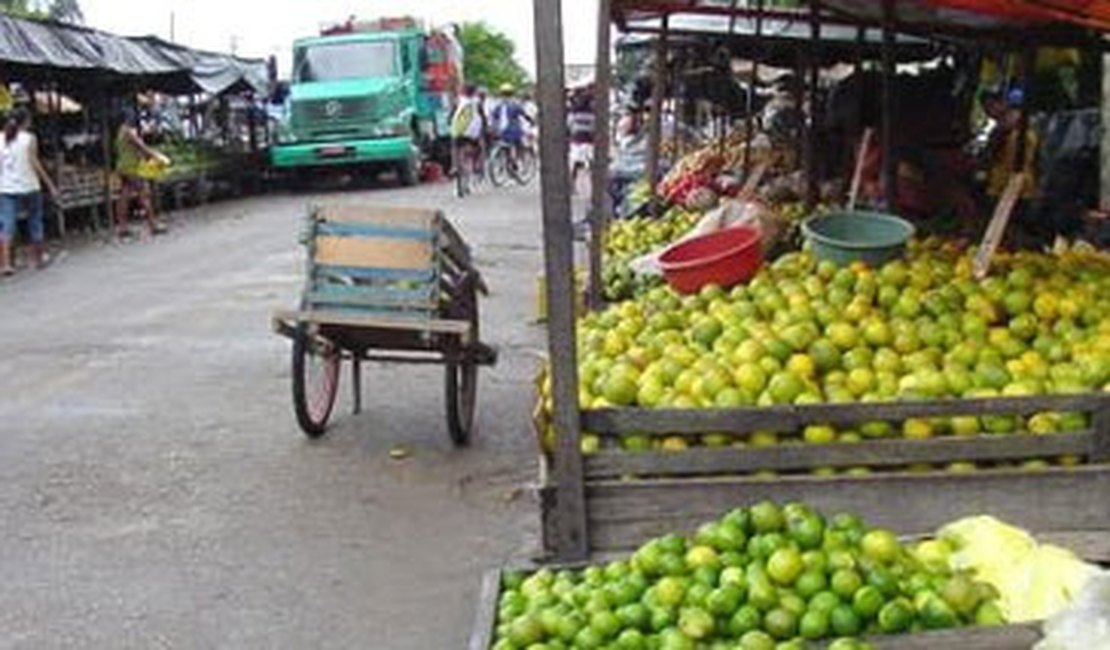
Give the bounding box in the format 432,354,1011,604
0,181,547,649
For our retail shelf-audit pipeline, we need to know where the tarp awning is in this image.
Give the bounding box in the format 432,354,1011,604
0,14,268,96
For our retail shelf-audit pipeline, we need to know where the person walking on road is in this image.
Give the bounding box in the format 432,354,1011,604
0,108,58,275
567,89,596,194
114,107,171,240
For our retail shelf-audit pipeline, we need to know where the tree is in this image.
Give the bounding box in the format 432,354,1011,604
0,0,83,23
456,22,529,92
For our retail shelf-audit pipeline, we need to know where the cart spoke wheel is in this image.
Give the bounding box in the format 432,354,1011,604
292,324,341,438
445,276,481,446
445,360,478,446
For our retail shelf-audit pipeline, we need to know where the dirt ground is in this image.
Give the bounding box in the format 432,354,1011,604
0,180,549,649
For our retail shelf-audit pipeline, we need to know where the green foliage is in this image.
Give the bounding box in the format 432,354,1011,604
456,22,529,91
0,0,83,23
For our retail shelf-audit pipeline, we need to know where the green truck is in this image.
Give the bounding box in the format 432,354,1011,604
271,17,461,184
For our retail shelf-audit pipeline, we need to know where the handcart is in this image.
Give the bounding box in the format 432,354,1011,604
272,204,497,444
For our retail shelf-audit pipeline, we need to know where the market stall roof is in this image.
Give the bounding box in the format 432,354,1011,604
0,14,267,95
613,0,1110,44
619,11,939,66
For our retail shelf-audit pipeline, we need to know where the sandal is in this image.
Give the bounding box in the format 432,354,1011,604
1,267,13,277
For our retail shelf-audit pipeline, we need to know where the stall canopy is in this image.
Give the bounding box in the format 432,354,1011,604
0,13,268,95
614,1,1110,41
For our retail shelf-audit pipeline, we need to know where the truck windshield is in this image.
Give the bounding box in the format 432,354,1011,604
294,40,397,83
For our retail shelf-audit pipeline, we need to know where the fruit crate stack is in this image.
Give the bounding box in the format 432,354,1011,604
471,501,1086,649
538,243,1110,563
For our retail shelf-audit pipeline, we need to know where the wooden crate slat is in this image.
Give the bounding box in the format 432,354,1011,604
316,203,439,230
315,264,435,283
272,310,471,337
316,221,435,241
468,570,502,650
582,394,1108,435
582,467,1110,553
314,235,432,271
585,432,1092,479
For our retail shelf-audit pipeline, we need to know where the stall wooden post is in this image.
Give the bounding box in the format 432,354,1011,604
744,0,765,177
880,0,897,210
50,80,67,238
646,14,668,217
100,92,114,238
587,0,613,311
806,0,822,208
533,0,589,561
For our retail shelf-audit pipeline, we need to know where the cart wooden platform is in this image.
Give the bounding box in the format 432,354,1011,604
272,204,497,443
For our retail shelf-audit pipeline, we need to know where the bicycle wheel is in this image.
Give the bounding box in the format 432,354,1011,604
513,146,538,185
487,146,512,188
292,324,341,438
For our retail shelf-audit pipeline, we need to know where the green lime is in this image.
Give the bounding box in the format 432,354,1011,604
767,548,805,586
763,607,799,640
878,598,914,634
860,529,901,564
706,584,745,616
728,604,763,638
748,577,779,612
865,566,899,598
738,629,776,650
940,574,981,616
657,627,696,650
615,627,647,650
799,608,830,640
830,569,863,600
808,591,841,614
750,501,786,533
830,603,862,636
678,606,715,639
655,576,687,608
649,606,676,632
508,613,545,646
852,585,884,620
589,610,622,640
795,570,828,599
616,603,650,631
684,582,711,608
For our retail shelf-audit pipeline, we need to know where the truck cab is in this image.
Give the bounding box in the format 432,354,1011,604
272,20,458,184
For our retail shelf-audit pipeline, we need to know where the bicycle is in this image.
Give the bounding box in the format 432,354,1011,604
487,137,538,188
453,139,487,198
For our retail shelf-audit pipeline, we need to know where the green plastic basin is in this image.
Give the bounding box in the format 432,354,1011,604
801,211,915,267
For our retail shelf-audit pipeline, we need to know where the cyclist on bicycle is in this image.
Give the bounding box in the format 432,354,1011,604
451,84,485,176
491,83,534,159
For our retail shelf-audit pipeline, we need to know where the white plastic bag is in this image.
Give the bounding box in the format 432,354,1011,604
1035,573,1110,650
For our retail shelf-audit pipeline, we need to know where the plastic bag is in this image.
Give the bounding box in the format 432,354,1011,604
1034,573,1110,650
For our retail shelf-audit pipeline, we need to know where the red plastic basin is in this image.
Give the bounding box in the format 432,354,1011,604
658,225,763,294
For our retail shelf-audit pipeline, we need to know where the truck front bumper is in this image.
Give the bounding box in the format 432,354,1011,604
270,137,416,168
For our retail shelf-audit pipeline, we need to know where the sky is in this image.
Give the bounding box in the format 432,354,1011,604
81,0,601,75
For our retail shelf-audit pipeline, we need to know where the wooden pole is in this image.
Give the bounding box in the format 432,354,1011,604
533,0,588,561
646,15,668,216
101,91,113,238
587,0,613,310
806,0,822,208
744,0,765,177
881,0,897,211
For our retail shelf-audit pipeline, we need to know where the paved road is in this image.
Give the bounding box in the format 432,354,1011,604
0,182,547,649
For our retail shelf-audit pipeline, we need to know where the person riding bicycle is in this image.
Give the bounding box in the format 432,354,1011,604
451,84,485,177
491,83,534,159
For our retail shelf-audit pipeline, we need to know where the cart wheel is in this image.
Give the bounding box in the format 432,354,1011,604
292,324,341,438
445,278,480,446
445,360,477,446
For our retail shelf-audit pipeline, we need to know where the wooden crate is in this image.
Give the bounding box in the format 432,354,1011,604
468,565,1058,650
542,393,1110,558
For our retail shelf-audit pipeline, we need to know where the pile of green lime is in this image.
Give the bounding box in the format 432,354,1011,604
491,502,1003,649
545,240,1110,466
603,209,701,301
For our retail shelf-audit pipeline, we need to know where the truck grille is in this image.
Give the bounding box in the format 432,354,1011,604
292,98,375,126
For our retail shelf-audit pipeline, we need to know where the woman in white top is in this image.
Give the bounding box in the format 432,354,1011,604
0,108,58,274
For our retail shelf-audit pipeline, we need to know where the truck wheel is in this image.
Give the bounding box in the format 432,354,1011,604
397,158,418,187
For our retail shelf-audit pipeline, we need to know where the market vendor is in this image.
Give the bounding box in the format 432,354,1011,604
114,107,171,240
